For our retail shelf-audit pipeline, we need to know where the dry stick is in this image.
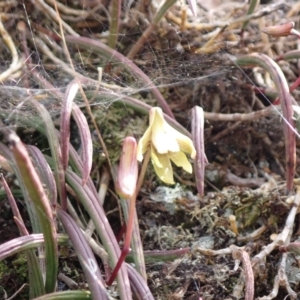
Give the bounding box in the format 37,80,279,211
6,284,27,300
34,0,79,36
45,0,89,16
262,253,297,300
209,121,242,143
166,1,284,31
195,245,243,256
58,273,78,289
126,24,156,60
257,242,297,299
226,172,265,188
195,26,228,54
0,15,22,81
126,0,177,60
237,225,267,242
204,105,275,122
252,187,300,268
234,249,254,300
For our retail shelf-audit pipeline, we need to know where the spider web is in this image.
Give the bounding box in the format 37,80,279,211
0,0,293,136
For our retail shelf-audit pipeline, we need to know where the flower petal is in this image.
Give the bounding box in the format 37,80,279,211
151,107,179,154
169,151,193,173
151,146,174,184
167,124,197,158
150,144,163,168
137,125,152,161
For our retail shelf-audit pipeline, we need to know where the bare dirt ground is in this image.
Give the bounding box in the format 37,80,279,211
1,0,300,299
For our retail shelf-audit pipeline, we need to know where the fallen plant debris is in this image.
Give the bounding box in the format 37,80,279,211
1,0,300,299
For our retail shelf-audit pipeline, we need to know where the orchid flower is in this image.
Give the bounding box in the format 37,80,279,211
137,107,196,184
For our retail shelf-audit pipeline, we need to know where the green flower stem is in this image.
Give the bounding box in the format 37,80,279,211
136,149,151,194
242,0,260,31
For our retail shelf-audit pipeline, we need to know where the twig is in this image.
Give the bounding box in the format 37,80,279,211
45,0,89,16
204,105,275,122
252,187,300,267
194,245,244,256
6,284,27,300
257,253,297,300
58,273,78,290
33,0,79,36
0,16,22,82
237,225,267,242
233,248,254,300
166,2,285,31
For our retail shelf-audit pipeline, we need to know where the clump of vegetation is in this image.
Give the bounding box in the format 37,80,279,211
1,1,300,299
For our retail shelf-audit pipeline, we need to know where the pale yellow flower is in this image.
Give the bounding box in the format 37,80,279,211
137,107,196,184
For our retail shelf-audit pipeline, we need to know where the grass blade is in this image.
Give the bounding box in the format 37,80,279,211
31,99,67,210
27,145,57,206
60,80,79,171
8,133,58,293
0,234,68,260
0,174,45,298
32,290,92,300
58,209,109,299
71,104,93,185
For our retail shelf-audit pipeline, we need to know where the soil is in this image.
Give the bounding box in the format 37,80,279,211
1,0,300,299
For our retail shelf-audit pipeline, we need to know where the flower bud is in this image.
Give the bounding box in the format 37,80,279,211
116,137,138,198
262,22,295,37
